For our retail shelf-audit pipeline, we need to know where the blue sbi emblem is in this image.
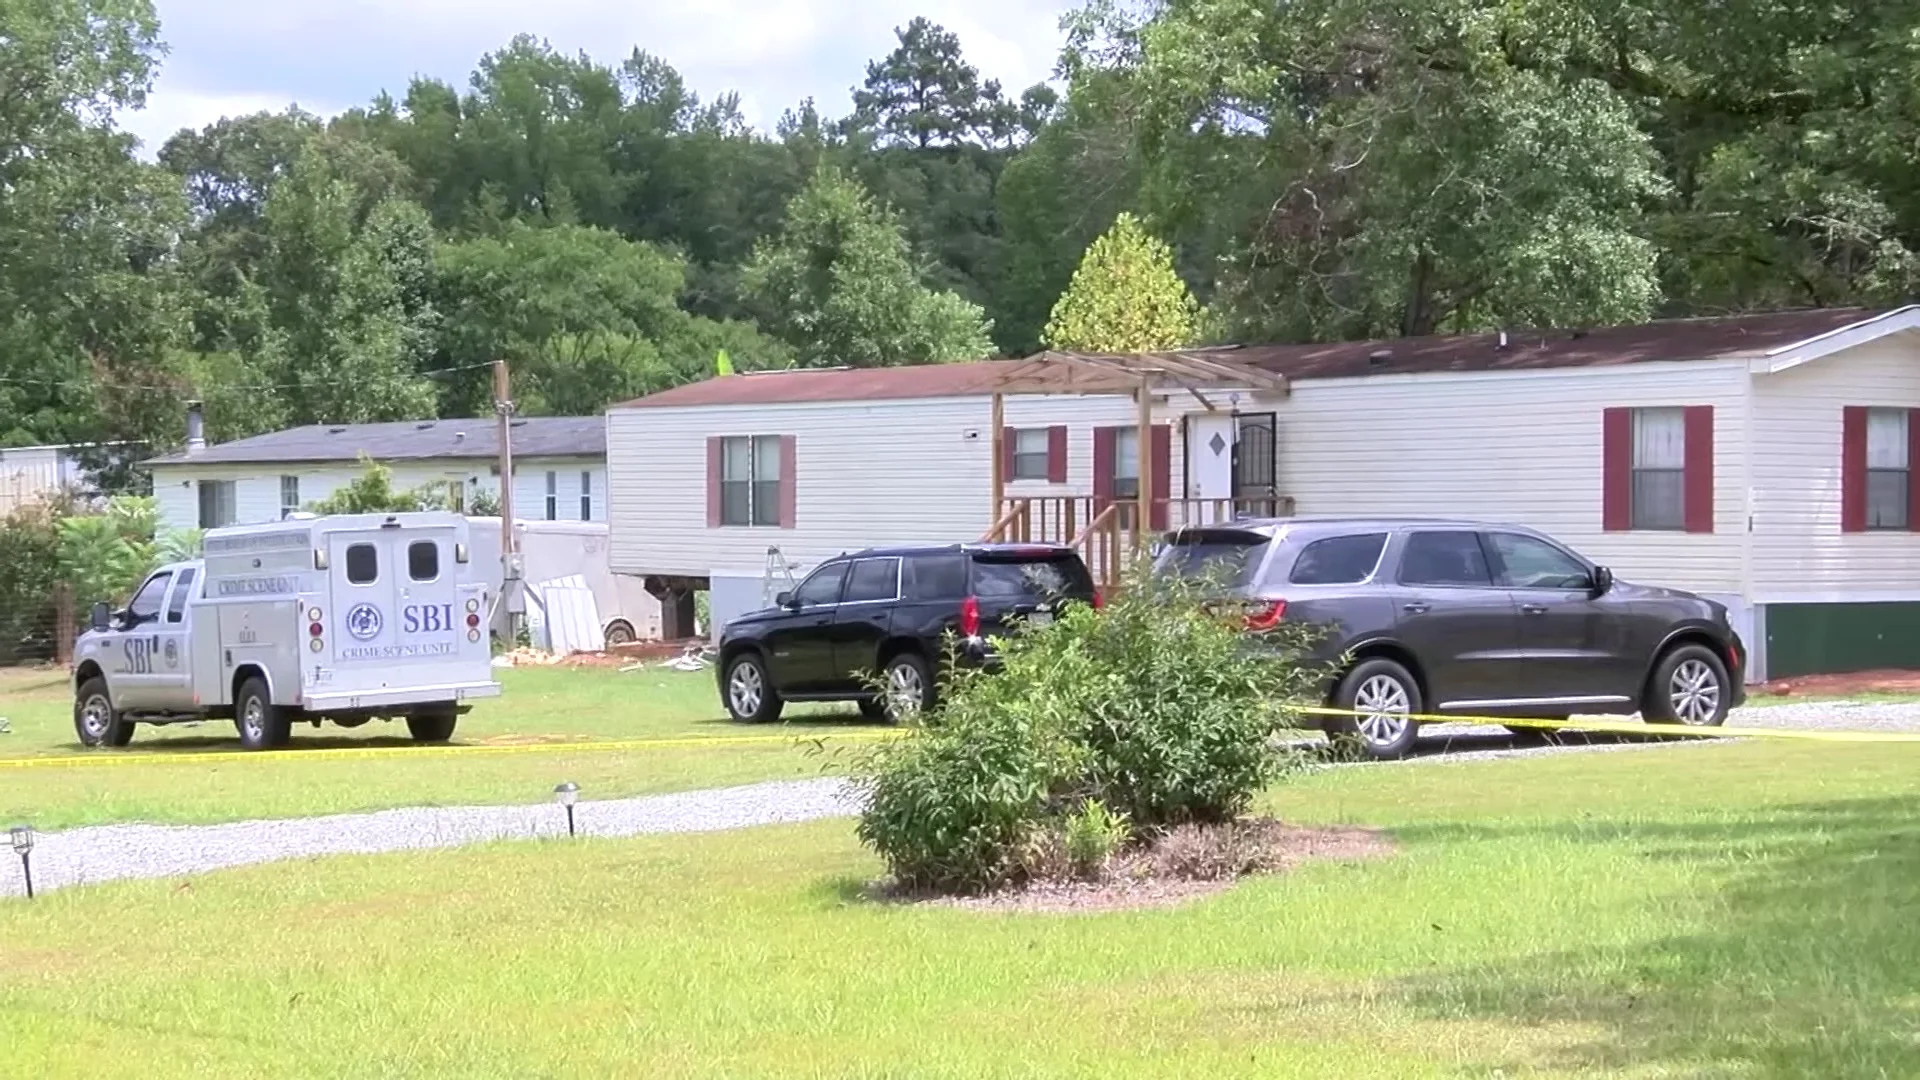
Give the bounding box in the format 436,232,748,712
345,603,383,641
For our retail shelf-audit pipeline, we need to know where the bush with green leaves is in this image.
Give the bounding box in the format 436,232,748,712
855,564,1324,893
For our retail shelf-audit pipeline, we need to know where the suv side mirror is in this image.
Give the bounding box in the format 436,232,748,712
775,590,796,609
89,602,111,632
1590,565,1614,595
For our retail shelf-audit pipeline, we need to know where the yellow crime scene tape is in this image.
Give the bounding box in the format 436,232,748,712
3,706,1917,771
0,730,905,770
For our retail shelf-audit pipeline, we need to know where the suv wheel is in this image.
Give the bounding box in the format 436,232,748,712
883,653,935,722
1643,644,1731,728
234,676,291,750
74,676,134,748
1330,658,1422,760
724,651,783,724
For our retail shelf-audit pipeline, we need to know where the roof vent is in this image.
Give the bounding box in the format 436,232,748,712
1367,348,1392,366
415,421,435,430
1496,330,1510,351
454,431,466,441
327,426,347,435
184,401,206,456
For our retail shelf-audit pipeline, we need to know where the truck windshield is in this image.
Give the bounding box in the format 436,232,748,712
1155,529,1271,589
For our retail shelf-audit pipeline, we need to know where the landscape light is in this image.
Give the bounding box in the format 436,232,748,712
9,824,33,900
554,782,580,837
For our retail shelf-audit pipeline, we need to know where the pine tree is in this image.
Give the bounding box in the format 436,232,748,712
1041,214,1198,353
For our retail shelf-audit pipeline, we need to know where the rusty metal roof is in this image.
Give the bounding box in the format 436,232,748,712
616,307,1910,410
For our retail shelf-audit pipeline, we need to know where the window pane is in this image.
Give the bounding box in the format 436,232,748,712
904,554,969,600
1013,452,1050,480
794,562,847,606
346,543,378,585
971,555,1094,599
844,559,900,603
128,573,171,620
1633,407,1685,469
408,540,440,582
1399,532,1494,587
753,435,783,481
1867,469,1909,529
1161,530,1270,588
166,568,197,623
720,480,751,526
751,480,781,526
1489,533,1590,589
1288,533,1387,586
1114,428,1140,480
1632,469,1685,530
280,476,299,515
722,436,751,482
1868,409,1909,469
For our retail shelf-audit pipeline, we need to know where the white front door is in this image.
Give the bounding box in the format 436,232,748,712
1186,414,1237,524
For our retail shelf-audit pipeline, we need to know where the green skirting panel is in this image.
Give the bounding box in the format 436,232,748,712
1764,602,1920,679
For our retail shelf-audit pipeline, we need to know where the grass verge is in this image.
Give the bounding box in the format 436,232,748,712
0,665,886,829
4,738,1918,1077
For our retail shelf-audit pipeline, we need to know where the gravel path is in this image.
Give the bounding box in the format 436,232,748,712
2,777,861,899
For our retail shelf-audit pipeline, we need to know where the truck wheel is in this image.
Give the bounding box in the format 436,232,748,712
604,620,637,646
722,651,783,724
234,676,291,750
407,710,458,742
74,676,134,748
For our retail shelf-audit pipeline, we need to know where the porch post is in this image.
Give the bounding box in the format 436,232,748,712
989,391,1005,525
1135,377,1152,551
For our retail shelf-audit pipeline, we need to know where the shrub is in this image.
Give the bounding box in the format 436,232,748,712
1062,798,1130,879
855,563,1324,893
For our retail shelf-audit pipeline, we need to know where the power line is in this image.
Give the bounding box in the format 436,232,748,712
0,361,495,394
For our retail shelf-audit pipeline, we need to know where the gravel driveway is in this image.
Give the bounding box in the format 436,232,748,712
3,777,861,899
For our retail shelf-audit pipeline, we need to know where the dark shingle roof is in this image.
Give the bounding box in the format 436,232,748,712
615,307,1915,410
144,416,605,467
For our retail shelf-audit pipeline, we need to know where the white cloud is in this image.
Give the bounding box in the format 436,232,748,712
128,0,1073,148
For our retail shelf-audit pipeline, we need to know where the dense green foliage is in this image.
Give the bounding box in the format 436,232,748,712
856,568,1320,892
6,0,1920,485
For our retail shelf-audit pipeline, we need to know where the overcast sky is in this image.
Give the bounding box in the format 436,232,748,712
120,0,1078,154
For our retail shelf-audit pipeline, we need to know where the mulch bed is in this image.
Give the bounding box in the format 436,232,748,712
872,819,1394,915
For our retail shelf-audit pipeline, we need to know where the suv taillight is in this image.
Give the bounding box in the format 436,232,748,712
1244,600,1286,631
959,596,981,637
1091,590,1103,610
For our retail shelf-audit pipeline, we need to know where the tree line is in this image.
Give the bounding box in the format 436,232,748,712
5,0,1917,489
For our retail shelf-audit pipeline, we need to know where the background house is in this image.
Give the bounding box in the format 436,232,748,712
0,444,100,514
144,409,608,532
606,306,1920,681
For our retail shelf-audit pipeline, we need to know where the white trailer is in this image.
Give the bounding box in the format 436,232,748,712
70,511,501,750
466,518,661,645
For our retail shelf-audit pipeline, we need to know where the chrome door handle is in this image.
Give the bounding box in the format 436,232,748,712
1402,603,1430,614
1521,604,1548,615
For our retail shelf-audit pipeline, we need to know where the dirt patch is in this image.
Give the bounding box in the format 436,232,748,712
1760,669,1920,697
874,820,1394,915
494,640,710,669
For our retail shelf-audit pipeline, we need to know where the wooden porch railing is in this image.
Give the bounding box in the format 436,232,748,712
980,495,1295,586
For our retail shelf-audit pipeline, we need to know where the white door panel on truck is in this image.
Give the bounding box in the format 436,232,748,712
149,567,199,711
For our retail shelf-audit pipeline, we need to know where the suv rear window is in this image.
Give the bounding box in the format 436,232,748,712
1156,529,1270,588
970,552,1095,601
1288,533,1388,585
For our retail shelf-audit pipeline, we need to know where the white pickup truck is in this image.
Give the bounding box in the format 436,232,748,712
71,511,502,750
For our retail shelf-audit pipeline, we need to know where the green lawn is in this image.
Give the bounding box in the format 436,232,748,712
3,738,1916,1076
0,665,889,830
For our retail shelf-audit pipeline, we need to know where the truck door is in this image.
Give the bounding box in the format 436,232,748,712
112,569,175,709
328,531,405,675
396,527,465,682
326,527,465,683
149,566,200,709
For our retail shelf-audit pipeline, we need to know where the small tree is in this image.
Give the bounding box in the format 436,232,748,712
1041,213,1199,353
305,456,441,514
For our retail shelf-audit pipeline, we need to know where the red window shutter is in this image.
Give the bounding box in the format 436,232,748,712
1602,408,1632,531
1683,406,1714,533
1909,409,1920,532
1842,406,1868,533
1149,423,1173,531
1046,425,1067,484
1092,427,1116,512
706,437,723,528
999,426,1016,481
778,435,797,529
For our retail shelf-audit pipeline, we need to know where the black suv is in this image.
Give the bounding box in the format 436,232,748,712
717,543,1099,723
1156,517,1748,759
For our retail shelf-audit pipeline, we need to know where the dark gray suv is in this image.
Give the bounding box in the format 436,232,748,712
1156,518,1747,759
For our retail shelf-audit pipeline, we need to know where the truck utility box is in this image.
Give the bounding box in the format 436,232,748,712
70,511,502,750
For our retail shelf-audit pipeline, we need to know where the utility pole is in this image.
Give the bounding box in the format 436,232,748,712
493,360,522,644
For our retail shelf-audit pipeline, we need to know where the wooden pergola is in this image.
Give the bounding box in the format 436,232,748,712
986,349,1292,539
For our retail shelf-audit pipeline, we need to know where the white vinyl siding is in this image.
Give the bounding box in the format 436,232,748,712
1751,339,1920,598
